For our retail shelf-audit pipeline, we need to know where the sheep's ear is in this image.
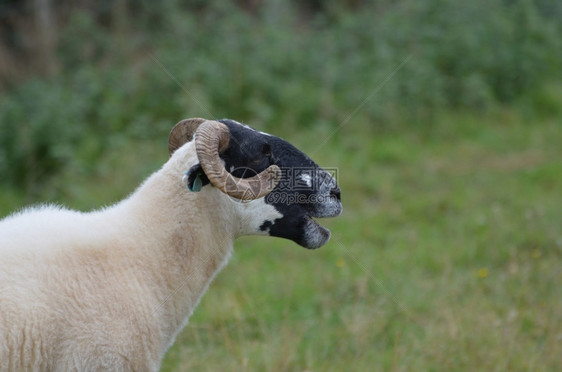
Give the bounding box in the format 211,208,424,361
169,118,207,156
185,163,210,191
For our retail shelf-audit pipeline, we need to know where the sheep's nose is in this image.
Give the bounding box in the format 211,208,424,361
330,186,341,201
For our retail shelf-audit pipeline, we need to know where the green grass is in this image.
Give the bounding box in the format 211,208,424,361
1,110,561,370
2,2,561,369
161,111,561,371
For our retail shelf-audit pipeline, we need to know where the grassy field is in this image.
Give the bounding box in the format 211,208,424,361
75,113,562,370
1,108,560,370
154,111,561,371
1,2,561,371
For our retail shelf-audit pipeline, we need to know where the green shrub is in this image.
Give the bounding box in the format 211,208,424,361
0,80,83,193
1,0,561,191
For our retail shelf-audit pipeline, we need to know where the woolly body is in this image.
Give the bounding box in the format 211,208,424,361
0,141,280,371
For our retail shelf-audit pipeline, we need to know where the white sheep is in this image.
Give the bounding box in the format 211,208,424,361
0,118,342,371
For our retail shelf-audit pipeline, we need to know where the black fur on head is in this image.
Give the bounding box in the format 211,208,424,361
188,119,342,249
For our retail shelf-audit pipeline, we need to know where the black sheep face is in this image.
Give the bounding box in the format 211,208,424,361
187,119,342,249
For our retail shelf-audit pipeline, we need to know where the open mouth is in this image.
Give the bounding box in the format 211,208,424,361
302,215,331,249
302,203,342,249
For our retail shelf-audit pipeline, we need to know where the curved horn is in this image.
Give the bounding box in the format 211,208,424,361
195,120,281,200
168,117,206,156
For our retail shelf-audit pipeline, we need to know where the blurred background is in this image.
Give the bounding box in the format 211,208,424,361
1,0,561,370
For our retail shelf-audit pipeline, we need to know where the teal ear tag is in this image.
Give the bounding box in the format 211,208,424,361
191,173,203,192
184,169,203,192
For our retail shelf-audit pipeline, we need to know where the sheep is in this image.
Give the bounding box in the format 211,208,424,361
0,118,342,371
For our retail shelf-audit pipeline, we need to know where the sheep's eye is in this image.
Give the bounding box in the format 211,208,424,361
262,144,272,158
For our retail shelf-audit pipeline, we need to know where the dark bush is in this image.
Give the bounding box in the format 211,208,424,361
0,0,560,191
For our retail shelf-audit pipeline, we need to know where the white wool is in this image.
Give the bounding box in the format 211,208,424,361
0,141,281,371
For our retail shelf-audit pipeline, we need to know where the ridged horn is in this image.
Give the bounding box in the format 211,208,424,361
168,117,206,156
195,120,281,200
